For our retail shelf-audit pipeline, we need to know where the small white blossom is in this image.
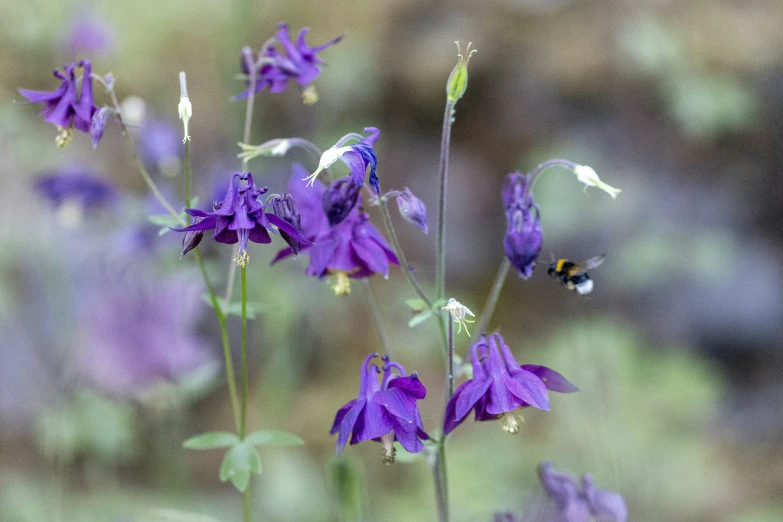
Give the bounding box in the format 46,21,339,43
442,298,476,336
178,96,192,143
573,165,621,199
302,146,351,187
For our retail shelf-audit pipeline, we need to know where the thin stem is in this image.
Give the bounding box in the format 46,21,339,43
361,280,391,358
194,250,241,432
109,90,184,226
243,488,252,522
240,265,249,439
434,440,449,522
525,158,579,199
435,101,456,302
184,140,192,211
378,196,432,307
447,319,454,397
471,258,511,345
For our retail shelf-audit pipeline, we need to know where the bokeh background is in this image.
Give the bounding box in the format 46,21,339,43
2,0,783,520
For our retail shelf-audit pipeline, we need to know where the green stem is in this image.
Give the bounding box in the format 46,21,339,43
471,258,511,345
525,158,579,199
447,319,454,397
184,140,192,211
244,488,252,522
378,196,432,307
240,265,249,439
435,100,456,302
434,318,454,522
361,280,391,358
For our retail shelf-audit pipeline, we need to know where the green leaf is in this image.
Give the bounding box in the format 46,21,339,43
145,509,222,522
183,431,239,450
245,430,304,447
408,310,433,328
404,298,428,311
432,299,447,309
219,442,262,493
148,213,184,227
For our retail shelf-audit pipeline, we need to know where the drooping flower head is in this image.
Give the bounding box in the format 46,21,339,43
503,172,543,279
269,192,304,255
19,60,101,147
536,462,628,522
444,333,577,435
395,187,428,234
234,22,342,101
273,167,398,295
330,354,429,464
304,127,380,194
35,169,116,227
172,172,308,267
322,176,362,227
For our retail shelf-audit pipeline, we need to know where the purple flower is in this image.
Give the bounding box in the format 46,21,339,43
503,172,543,279
330,354,429,463
269,193,305,255
274,166,398,295
235,22,342,99
172,172,309,266
19,61,100,147
36,169,116,209
395,187,428,234
444,333,577,435
64,15,114,57
138,117,182,171
536,462,628,522
304,127,380,194
77,268,212,399
322,176,361,227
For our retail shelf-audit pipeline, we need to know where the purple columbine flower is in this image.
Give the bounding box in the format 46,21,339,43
19,60,101,147
269,192,304,255
36,169,116,227
536,462,628,522
322,176,362,227
172,172,308,266
234,22,342,100
304,127,380,194
330,354,429,464
274,166,398,295
503,172,543,279
444,333,577,435
395,187,428,234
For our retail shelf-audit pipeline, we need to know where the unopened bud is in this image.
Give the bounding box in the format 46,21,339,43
271,193,304,255
395,187,428,234
323,177,361,226
178,71,192,143
446,42,476,104
89,106,111,149
180,217,204,258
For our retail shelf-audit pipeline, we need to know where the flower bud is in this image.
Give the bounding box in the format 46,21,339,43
178,71,192,144
180,217,204,258
395,188,428,234
446,42,476,104
322,176,361,227
89,106,111,149
270,193,304,255
503,173,543,279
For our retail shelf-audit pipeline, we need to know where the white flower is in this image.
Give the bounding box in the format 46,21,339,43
270,139,291,156
302,146,351,187
573,165,621,199
442,298,476,336
178,96,192,143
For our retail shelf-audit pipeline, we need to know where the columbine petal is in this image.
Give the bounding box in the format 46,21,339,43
521,365,579,393
336,400,365,455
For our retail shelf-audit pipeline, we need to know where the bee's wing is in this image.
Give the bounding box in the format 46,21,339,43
567,254,606,276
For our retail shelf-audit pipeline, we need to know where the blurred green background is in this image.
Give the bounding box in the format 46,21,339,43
2,0,783,521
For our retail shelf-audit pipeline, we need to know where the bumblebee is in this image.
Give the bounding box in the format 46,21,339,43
547,255,605,295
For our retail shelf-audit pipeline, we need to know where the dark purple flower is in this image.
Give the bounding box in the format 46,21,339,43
304,127,380,194
330,354,429,463
77,268,212,399
234,22,342,99
36,170,116,226
444,333,577,435
322,176,361,226
180,217,205,258
138,117,182,171
172,172,309,265
503,172,543,279
395,187,428,234
269,192,304,255
64,15,114,57
273,166,398,295
19,60,100,146
537,462,628,522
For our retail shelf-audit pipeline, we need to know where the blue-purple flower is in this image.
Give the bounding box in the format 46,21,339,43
36,169,116,226
138,117,182,172
64,15,114,57
503,172,543,279
330,354,429,463
395,187,428,234
536,462,628,522
322,176,362,227
235,22,342,99
19,60,101,147
274,167,398,295
304,127,380,194
444,333,577,435
172,172,308,266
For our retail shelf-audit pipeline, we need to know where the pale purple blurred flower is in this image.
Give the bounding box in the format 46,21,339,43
138,117,182,172
64,15,114,57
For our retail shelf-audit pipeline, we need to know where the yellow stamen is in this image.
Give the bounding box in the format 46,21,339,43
381,433,396,465
332,270,352,295
55,126,74,148
501,412,524,435
302,84,319,105
233,250,250,267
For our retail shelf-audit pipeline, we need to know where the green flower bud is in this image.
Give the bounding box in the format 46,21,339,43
446,42,477,104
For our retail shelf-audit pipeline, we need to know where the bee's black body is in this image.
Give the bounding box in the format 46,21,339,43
547,257,603,295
